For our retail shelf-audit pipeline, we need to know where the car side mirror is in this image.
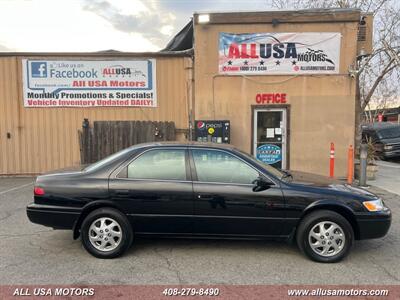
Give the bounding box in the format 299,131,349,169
252,177,274,192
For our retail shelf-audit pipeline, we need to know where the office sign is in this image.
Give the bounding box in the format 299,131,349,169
255,93,287,104
22,59,157,107
219,32,341,75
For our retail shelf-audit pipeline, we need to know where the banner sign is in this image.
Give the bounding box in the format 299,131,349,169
256,144,282,164
22,59,157,107
219,32,341,75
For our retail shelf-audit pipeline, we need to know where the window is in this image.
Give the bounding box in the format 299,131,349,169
236,149,284,179
192,149,259,184
127,149,186,181
85,147,132,172
378,127,400,139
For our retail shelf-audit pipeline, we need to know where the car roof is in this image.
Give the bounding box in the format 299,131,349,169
362,123,400,131
129,141,238,151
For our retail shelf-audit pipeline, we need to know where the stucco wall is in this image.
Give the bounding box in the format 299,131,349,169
194,20,359,177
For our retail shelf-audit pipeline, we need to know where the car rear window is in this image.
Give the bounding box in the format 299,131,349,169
84,148,132,172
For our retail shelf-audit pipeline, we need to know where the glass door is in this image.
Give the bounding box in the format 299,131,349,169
253,109,287,169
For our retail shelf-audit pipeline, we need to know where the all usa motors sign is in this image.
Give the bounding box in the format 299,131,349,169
219,32,341,75
22,59,157,107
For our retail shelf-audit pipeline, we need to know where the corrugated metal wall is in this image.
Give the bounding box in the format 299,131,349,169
0,56,192,175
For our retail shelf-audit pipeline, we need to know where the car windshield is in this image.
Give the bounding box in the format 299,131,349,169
377,127,400,139
235,149,285,179
84,147,132,172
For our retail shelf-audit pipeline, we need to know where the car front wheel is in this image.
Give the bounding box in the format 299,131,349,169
81,208,133,259
296,210,354,263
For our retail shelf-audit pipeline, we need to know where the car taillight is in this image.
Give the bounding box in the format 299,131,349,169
34,187,45,196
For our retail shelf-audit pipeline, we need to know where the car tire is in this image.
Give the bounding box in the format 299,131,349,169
296,210,354,263
81,207,133,259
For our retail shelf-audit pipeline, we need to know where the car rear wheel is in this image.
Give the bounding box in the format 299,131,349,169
296,210,354,263
81,208,133,259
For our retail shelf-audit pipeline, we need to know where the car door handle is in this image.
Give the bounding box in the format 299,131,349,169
264,201,274,207
115,189,129,196
197,195,214,200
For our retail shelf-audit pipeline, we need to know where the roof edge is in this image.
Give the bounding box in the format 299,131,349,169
0,49,193,58
194,8,361,24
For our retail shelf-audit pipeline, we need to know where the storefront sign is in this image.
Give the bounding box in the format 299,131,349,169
256,93,287,104
22,59,157,107
195,120,231,144
219,32,341,75
256,144,282,164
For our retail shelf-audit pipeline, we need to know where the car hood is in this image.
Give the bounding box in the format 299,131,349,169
380,136,400,144
288,170,377,199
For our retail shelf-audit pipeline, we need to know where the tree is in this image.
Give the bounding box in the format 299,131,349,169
271,0,400,153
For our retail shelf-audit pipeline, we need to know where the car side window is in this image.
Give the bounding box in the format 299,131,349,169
192,149,259,184
127,149,186,181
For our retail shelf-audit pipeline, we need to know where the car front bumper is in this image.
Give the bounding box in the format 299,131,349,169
356,209,392,240
381,148,400,158
26,203,82,229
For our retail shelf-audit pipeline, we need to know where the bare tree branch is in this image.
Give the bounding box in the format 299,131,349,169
270,0,400,153
270,0,400,112
362,59,397,110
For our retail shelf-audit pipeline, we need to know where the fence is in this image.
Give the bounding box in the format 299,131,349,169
78,120,176,164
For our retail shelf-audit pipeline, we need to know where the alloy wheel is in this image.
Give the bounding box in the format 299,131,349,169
88,217,122,252
308,221,346,257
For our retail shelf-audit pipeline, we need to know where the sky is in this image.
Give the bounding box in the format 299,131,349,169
0,0,272,52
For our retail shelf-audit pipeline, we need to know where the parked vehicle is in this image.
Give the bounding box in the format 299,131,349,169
362,123,400,159
27,142,391,263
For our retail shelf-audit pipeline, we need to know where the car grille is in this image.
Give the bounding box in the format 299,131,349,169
386,143,400,151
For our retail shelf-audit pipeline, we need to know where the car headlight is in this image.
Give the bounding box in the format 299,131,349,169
384,145,393,150
363,199,385,212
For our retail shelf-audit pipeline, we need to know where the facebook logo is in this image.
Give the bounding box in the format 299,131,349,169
31,62,47,78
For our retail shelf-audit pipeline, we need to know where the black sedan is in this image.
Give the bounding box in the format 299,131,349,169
27,142,391,263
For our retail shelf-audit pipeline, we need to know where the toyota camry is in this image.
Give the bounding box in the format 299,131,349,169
27,142,391,262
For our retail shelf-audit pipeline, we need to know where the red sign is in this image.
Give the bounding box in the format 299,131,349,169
255,93,287,104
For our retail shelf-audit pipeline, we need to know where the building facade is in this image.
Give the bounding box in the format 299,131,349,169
0,54,192,174
0,9,372,177
194,9,372,177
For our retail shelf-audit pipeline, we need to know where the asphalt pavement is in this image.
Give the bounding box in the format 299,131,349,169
0,177,399,285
